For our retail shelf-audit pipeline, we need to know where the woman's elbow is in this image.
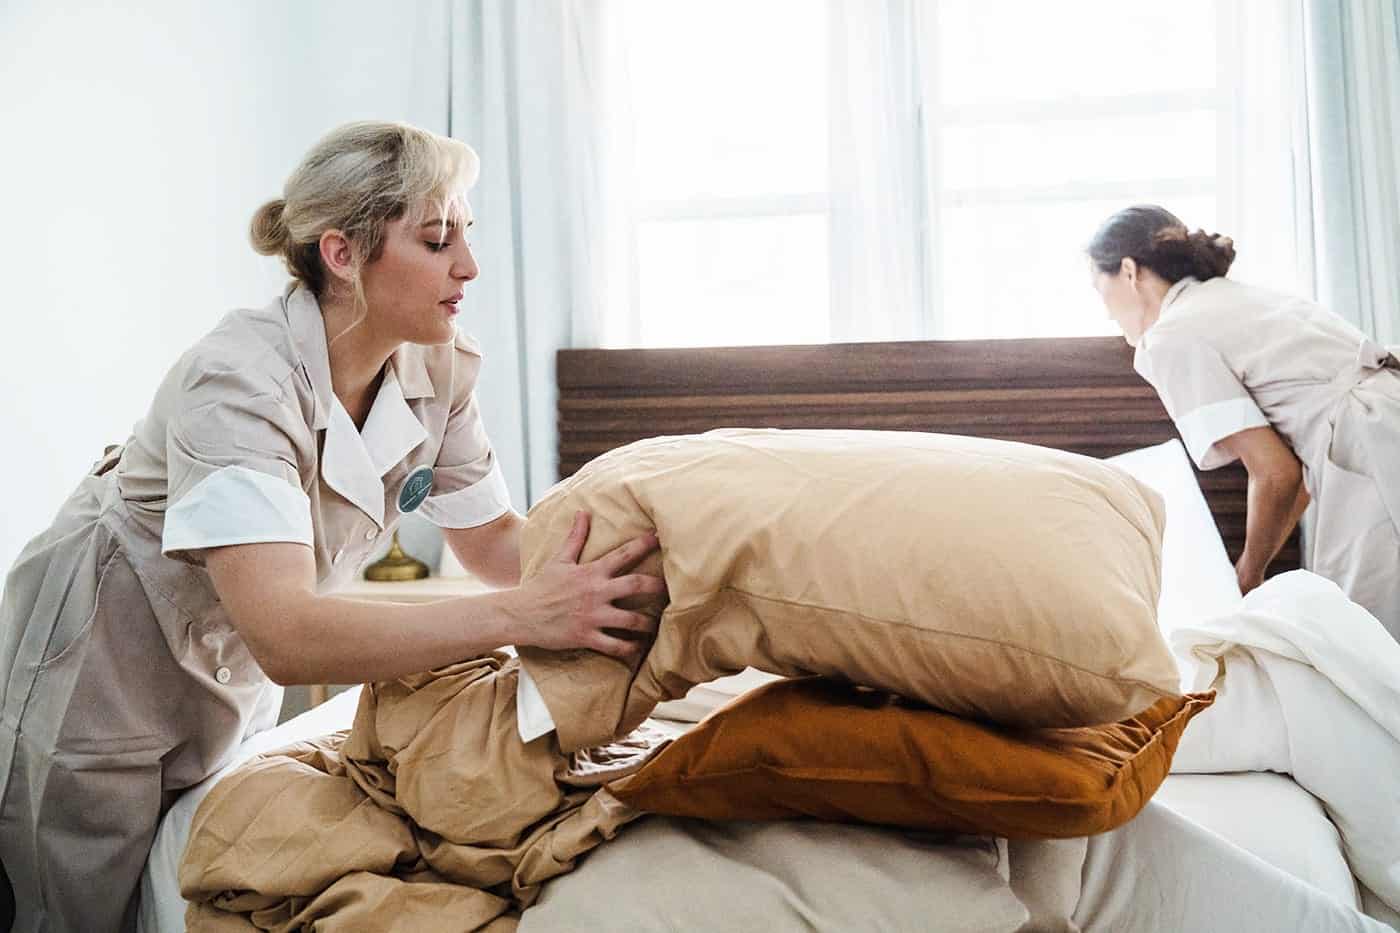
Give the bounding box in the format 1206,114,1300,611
229,605,315,685
241,635,302,685
1255,458,1305,499
1274,456,1305,490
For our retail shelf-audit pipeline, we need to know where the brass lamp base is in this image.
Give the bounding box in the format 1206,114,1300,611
363,531,430,581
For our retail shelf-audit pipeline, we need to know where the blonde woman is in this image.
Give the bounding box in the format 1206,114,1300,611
1089,204,1400,638
0,121,665,932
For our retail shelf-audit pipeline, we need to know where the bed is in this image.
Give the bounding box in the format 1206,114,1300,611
141,336,1397,932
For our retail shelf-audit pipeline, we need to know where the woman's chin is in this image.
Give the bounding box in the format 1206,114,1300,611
404,325,458,347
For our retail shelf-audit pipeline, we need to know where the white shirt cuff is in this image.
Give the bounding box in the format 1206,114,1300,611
516,661,557,742
1176,398,1271,470
416,459,512,529
162,465,313,555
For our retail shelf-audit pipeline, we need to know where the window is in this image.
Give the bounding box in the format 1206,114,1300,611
609,0,1228,347
620,0,831,347
929,0,1221,338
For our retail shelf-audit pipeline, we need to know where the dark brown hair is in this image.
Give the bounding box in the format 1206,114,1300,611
1088,205,1236,283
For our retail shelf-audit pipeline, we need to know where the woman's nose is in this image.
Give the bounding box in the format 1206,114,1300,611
454,242,479,282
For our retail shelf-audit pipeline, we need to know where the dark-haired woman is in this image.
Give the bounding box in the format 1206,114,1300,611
1088,204,1400,640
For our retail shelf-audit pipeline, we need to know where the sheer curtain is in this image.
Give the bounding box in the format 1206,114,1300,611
1217,0,1315,297
827,0,931,340
448,0,615,507
1302,0,1400,344
442,0,1398,518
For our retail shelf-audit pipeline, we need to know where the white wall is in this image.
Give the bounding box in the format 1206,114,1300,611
0,0,452,571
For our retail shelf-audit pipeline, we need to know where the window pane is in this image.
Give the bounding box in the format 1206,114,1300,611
942,111,1217,192
623,0,828,201
936,0,1217,108
637,214,829,347
938,196,1217,339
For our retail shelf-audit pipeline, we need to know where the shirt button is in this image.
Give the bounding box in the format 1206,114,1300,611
333,547,346,565
215,666,232,685
364,529,377,541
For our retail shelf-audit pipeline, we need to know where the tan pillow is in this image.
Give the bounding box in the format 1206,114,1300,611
609,677,1215,839
520,429,1176,752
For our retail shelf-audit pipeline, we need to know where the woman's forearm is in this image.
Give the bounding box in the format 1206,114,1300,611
260,589,529,685
1239,470,1307,582
210,518,665,686
1278,481,1312,562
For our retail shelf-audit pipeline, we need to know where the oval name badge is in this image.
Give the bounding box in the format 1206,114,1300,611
398,465,434,514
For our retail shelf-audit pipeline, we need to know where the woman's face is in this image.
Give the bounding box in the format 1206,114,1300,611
360,203,479,347
1089,258,1151,347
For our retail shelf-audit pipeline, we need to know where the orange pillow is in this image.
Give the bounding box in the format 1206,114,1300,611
609,677,1214,840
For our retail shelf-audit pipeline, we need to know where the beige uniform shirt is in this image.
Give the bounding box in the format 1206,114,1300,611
0,283,510,931
1134,276,1400,637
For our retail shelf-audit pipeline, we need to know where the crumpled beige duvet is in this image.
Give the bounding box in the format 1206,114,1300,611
178,654,670,932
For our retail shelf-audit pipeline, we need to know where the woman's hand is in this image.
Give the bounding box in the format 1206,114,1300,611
508,511,668,662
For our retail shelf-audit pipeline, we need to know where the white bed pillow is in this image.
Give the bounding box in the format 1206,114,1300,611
1106,440,1241,638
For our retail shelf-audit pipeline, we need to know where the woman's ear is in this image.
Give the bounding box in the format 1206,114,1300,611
1120,256,1139,288
318,229,357,286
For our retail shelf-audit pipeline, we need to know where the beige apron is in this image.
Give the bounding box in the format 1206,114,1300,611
1307,345,1400,638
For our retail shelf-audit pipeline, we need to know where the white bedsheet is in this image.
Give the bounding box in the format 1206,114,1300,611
1155,773,1359,909
1171,570,1400,914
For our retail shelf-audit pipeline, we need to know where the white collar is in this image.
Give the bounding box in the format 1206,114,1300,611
284,284,433,527
320,366,429,528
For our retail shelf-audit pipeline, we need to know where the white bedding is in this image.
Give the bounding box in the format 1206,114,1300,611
1171,571,1400,914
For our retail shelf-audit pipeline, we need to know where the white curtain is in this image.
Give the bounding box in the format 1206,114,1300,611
827,0,931,340
449,0,612,506
1302,0,1400,344
442,0,1400,523
1216,0,1315,297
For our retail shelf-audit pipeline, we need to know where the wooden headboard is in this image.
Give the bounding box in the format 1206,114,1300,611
556,336,1300,573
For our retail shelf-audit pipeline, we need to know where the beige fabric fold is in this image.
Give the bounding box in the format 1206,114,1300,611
180,655,668,931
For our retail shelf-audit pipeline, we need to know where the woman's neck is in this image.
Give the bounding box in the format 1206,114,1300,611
1137,272,1173,333
320,291,396,430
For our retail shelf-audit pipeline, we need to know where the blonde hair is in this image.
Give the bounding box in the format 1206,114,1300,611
249,121,480,314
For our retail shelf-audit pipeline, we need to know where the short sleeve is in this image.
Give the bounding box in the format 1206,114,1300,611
1135,334,1269,470
162,371,314,564
416,337,513,529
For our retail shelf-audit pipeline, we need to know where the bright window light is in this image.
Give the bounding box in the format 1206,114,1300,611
613,0,1222,346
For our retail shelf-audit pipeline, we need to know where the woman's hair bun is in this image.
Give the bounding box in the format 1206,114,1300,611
249,198,289,256
1184,227,1237,279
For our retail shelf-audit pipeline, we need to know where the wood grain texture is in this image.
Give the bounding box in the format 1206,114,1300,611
556,337,1299,573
